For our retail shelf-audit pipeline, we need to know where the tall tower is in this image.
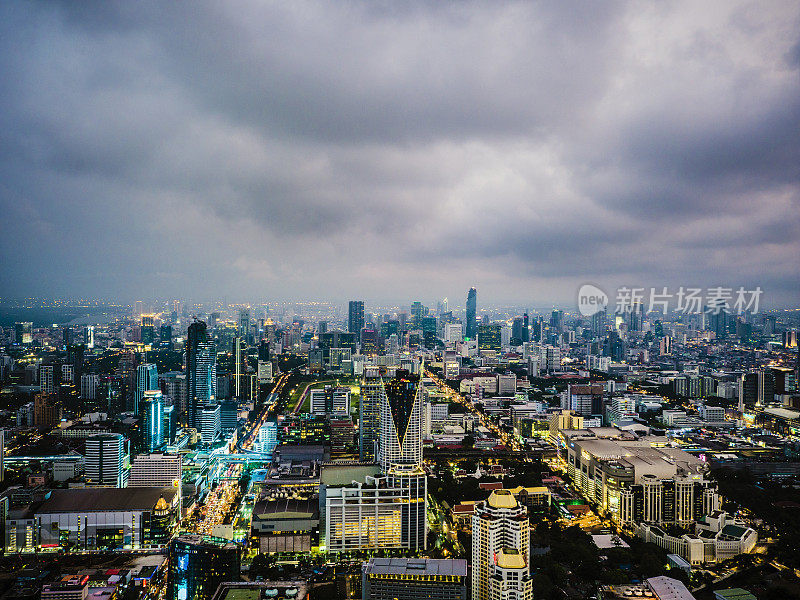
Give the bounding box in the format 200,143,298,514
238,308,250,339
360,366,387,461
141,390,165,452
381,369,427,551
234,337,244,397
186,320,216,429
466,287,477,340
472,490,532,600
348,300,365,335
380,369,423,471
134,363,158,415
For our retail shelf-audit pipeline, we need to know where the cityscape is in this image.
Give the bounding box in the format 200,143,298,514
1,3,799,600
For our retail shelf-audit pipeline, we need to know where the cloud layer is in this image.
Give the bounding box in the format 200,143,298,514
1,1,798,307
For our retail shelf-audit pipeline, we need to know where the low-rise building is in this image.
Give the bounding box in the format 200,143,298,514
5,487,176,554
362,558,468,600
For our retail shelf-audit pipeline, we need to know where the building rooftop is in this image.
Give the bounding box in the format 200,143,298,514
363,558,468,577
487,489,517,509
496,548,526,569
713,589,757,600
646,576,697,600
252,498,319,520
209,582,309,600
36,487,175,513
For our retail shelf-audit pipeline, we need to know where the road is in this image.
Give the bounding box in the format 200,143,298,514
194,371,294,536
425,369,522,451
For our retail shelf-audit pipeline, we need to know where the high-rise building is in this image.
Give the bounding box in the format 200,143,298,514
141,315,156,345
739,370,775,407
465,288,477,340
39,364,56,395
129,452,182,489
591,309,607,337
187,321,216,429
255,419,278,458
141,390,165,452
348,301,365,335
84,325,95,348
511,316,525,345
359,366,385,461
0,429,4,483
550,309,565,333
310,386,351,416
160,325,173,348
238,308,250,339
410,301,425,328
233,337,244,397
135,364,159,415
362,558,468,600
14,322,33,345
326,369,427,553
380,370,423,471
472,490,532,600
477,324,501,352
85,433,129,488
167,535,240,600
201,404,221,445
80,374,99,401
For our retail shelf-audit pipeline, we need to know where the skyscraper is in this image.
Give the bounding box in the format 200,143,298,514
360,366,385,461
141,390,165,452
380,369,424,471
550,309,565,333
348,300,365,335
135,363,159,415
477,324,502,352
465,287,477,340
326,369,427,552
186,320,216,429
472,490,532,600
233,337,244,397
141,315,155,345
238,308,250,339
167,535,240,600
85,433,129,488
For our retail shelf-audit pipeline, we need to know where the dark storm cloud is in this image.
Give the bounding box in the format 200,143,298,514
0,0,798,306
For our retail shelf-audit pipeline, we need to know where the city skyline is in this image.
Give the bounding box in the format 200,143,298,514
1,2,798,306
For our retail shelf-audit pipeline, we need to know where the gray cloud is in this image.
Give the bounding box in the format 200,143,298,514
0,0,798,307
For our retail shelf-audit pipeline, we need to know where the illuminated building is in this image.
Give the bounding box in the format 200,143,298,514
140,390,164,452
167,535,240,600
559,428,719,526
279,414,329,445
310,386,350,416
471,490,532,600
348,300,365,335
200,404,221,445
359,366,389,461
187,320,216,429
14,321,32,345
324,370,427,552
85,433,129,488
5,487,176,553
362,558,468,600
477,324,501,352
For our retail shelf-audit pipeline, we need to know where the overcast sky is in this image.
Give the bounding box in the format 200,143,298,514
1,1,798,309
